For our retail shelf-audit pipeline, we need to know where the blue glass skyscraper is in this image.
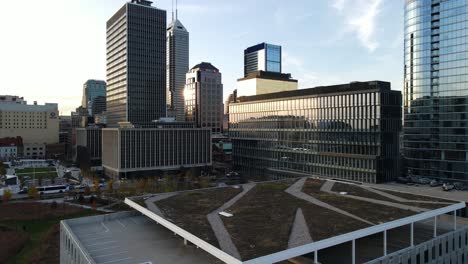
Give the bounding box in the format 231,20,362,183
404,0,468,184
244,43,282,77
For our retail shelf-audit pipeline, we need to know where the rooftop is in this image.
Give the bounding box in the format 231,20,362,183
126,177,466,263
62,212,221,264
191,62,219,72
237,71,297,82
234,81,393,104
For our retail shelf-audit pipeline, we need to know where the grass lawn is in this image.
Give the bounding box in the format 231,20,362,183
303,179,417,224
0,203,102,264
16,172,59,184
156,187,242,247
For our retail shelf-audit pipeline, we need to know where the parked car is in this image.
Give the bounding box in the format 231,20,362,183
419,178,431,185
442,183,455,191
454,182,466,191
430,180,442,187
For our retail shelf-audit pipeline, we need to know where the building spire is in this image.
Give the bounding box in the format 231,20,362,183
176,0,178,20
171,0,174,21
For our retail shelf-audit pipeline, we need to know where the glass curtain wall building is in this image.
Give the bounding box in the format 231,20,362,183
229,81,402,183
404,0,468,184
106,1,167,127
244,43,282,77
82,80,106,116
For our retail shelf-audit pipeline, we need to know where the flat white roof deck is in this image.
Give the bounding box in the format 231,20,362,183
62,212,222,264
125,177,467,264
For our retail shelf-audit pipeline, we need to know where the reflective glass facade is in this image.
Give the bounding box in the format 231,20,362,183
404,0,468,183
244,43,282,77
185,63,223,133
82,80,106,116
106,2,166,127
229,81,402,183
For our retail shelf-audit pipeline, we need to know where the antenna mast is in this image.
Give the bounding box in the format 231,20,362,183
176,0,178,19
171,0,174,21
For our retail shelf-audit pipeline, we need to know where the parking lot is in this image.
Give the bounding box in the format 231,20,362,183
70,215,220,264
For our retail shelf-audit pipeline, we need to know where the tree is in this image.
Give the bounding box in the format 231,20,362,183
28,186,39,199
84,186,90,196
0,161,6,177
2,189,12,203
107,179,114,193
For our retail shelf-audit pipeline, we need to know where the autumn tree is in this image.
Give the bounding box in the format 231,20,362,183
28,186,39,199
107,179,114,193
2,189,12,203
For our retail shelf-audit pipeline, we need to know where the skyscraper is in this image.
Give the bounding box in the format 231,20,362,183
106,0,166,127
166,5,189,121
185,62,223,133
404,0,468,183
244,43,282,77
82,80,106,116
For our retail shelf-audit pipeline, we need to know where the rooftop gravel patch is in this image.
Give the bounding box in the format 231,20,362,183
332,182,450,210
303,179,417,224
155,187,242,247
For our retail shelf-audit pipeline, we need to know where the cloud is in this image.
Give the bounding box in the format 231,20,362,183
332,0,347,12
331,0,383,52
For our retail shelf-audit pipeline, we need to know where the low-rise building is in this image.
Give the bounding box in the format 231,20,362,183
0,137,22,161
229,81,402,183
0,96,59,159
102,126,212,178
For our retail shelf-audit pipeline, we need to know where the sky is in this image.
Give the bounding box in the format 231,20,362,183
0,0,404,115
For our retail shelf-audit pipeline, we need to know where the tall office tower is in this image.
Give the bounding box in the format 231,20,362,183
238,43,296,97
82,80,106,116
166,6,189,121
91,96,106,116
404,0,468,184
185,62,223,134
244,43,282,77
106,0,167,127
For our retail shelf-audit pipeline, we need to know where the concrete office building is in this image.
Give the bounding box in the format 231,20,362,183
185,62,223,134
166,7,189,121
102,126,211,178
106,0,167,127
82,80,106,116
404,0,468,184
237,71,298,97
229,81,402,183
0,97,59,159
75,127,102,163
